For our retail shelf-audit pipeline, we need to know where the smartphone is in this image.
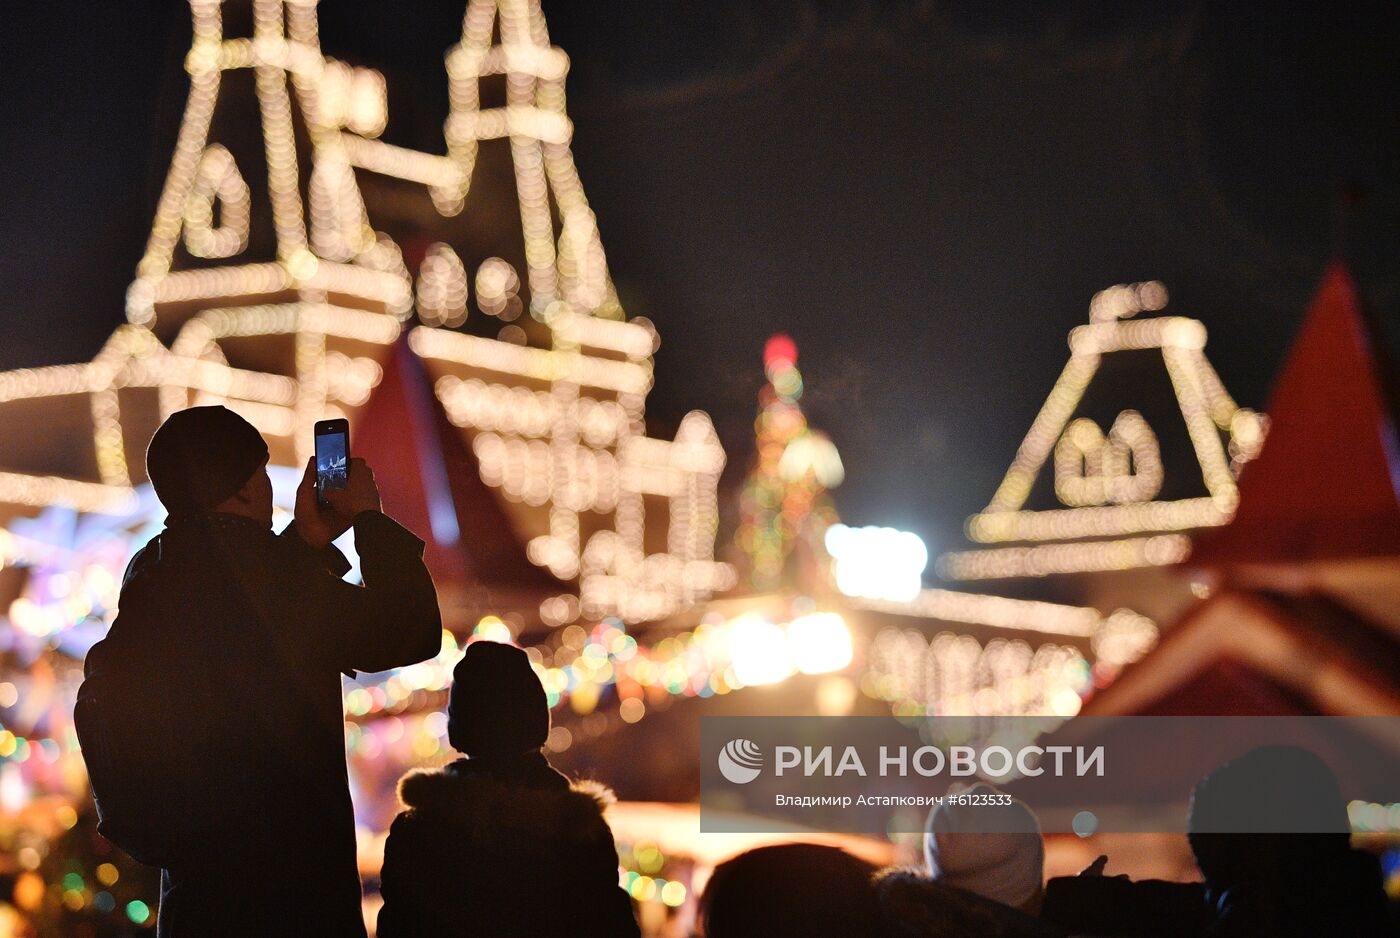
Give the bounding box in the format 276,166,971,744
314,418,350,507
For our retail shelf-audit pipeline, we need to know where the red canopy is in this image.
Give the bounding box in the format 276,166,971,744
1192,262,1400,567
354,337,563,598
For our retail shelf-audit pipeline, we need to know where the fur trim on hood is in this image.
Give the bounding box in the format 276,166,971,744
395,760,616,841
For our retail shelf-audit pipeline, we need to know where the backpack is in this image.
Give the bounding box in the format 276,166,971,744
75,534,208,867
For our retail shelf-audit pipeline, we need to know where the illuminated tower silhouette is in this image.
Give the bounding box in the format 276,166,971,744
736,335,844,592
112,0,732,622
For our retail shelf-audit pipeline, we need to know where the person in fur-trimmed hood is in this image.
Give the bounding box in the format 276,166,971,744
377,640,640,938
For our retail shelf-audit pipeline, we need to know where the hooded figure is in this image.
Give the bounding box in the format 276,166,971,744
87,406,442,937
377,640,640,938
1042,745,1393,937
1187,746,1390,937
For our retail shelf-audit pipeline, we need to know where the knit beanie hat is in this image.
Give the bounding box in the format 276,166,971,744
923,782,1045,910
146,406,269,513
447,641,550,757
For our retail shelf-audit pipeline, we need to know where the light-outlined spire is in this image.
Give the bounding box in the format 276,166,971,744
938,282,1267,581
433,0,620,321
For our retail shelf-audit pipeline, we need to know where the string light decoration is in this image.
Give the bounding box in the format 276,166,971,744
0,0,735,880
866,628,1092,720
1,0,730,625
736,335,844,591
940,282,1267,579
416,243,469,328
182,144,251,259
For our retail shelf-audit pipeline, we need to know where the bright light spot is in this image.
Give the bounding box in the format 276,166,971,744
779,433,844,487
13,872,43,912
0,763,27,813
469,615,513,644
618,697,645,724
660,880,687,907
424,711,449,740
786,612,852,675
1051,689,1083,718
728,614,792,686
815,675,858,716
126,900,152,925
825,524,928,602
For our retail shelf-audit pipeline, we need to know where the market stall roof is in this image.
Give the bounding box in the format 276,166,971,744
1080,590,1400,718
1191,262,1400,568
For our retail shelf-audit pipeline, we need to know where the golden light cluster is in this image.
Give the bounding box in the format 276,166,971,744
867,628,1092,719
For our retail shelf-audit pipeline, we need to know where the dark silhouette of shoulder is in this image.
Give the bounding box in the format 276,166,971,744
378,756,639,938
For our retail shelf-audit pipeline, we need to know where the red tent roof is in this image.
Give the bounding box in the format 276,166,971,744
354,338,563,598
1192,262,1400,567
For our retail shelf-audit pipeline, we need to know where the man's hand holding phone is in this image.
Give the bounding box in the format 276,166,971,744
294,457,382,550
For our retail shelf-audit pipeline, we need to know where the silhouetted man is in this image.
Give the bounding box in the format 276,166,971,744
87,406,441,936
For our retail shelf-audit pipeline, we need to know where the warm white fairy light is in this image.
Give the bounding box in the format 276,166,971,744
340,134,466,190
182,144,251,259
417,244,469,328
317,59,388,139
0,472,135,515
867,628,1096,719
410,327,651,395
937,534,1191,580
309,157,373,262
1088,280,1168,324
1053,410,1162,507
475,257,523,321
948,283,1264,577
969,496,1230,544
858,589,1104,637
1089,609,1159,666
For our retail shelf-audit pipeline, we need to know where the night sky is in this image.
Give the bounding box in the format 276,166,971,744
1,1,1397,559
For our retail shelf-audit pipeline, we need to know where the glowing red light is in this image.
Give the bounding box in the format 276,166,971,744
763,333,797,369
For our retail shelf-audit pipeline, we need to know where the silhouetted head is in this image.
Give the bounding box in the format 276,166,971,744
447,640,550,758
1188,745,1350,889
700,844,880,938
146,406,272,525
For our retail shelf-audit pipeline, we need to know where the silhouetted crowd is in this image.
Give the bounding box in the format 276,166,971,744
698,748,1394,937
78,408,1396,937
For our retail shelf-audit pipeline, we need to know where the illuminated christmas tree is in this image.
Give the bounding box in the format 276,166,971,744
736,335,844,592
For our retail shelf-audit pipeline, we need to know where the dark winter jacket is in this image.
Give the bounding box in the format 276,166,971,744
875,869,1068,938
102,510,441,938
1042,843,1392,937
1042,875,1209,936
377,752,640,938
1202,844,1391,937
